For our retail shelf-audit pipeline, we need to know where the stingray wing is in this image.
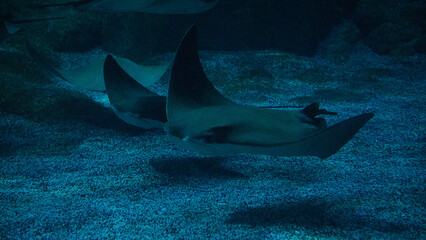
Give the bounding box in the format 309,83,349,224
57,58,106,91
26,43,168,92
115,57,169,88
26,42,106,91
167,25,234,121
103,55,166,129
260,113,375,159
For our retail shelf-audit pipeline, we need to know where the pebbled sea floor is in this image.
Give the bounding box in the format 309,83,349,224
0,46,425,239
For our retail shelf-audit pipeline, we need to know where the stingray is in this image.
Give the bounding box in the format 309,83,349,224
103,54,167,129
33,0,219,14
27,43,169,91
164,25,374,159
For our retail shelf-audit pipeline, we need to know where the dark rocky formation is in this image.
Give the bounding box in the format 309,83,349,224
354,0,426,56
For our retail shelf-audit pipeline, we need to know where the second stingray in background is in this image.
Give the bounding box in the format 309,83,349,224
26,44,169,92
27,44,169,129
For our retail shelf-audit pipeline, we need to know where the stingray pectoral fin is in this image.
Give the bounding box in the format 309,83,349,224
212,113,374,158
168,25,234,121
103,55,167,129
282,113,374,159
27,42,107,91
104,55,161,103
26,42,102,90
114,57,169,87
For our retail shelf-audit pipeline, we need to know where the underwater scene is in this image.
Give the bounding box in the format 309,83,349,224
0,0,425,239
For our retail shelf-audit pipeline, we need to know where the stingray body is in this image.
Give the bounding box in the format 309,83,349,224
35,0,219,14
103,55,167,129
27,44,169,92
164,25,374,159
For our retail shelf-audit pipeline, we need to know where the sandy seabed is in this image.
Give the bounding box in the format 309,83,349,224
0,47,425,239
